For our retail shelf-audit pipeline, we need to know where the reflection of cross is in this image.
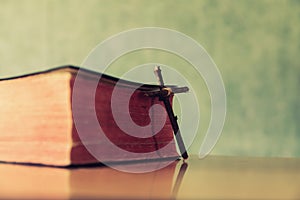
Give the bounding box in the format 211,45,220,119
152,66,189,160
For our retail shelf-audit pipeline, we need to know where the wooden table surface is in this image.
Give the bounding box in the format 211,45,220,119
0,155,300,199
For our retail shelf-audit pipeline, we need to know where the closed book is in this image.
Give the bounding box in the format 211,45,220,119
0,66,179,166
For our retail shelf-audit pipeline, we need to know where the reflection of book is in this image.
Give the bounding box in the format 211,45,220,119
2,155,300,199
0,160,179,199
0,66,178,166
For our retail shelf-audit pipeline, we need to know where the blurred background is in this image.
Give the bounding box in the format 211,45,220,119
0,0,299,157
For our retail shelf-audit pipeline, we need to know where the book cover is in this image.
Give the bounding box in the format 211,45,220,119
0,66,179,166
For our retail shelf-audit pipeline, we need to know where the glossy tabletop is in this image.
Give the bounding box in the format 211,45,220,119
1,155,300,199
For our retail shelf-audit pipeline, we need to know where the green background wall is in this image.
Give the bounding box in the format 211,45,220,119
1,0,299,157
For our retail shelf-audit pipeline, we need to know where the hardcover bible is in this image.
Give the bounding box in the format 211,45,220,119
0,66,179,166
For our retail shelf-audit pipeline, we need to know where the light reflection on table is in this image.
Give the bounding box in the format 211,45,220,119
1,156,300,199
